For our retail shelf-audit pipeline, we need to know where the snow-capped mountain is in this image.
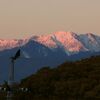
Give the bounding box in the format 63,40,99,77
0,31,100,54
0,38,28,51
25,31,100,54
0,31,100,83
79,33,100,52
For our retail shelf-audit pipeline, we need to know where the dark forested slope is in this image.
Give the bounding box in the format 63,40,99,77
17,56,100,100
1,56,100,100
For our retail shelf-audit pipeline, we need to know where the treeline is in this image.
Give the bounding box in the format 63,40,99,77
1,56,100,100
16,56,100,100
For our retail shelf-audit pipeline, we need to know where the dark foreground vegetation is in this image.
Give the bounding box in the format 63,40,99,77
0,56,100,100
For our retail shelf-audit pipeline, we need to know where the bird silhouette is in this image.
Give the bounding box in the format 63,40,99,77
11,49,20,61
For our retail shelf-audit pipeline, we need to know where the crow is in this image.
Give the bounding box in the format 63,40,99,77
11,49,20,61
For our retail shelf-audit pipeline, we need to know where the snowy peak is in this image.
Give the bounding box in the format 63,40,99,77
31,31,87,53
79,33,100,52
30,31,100,53
0,31,100,54
51,31,87,52
31,34,57,48
0,39,29,51
86,33,97,43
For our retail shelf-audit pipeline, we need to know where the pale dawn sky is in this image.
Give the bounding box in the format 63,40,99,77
0,0,100,39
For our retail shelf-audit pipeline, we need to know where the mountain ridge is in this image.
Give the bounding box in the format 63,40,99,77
0,31,100,83
0,31,100,54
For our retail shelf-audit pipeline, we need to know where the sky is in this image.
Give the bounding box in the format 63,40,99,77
0,0,100,39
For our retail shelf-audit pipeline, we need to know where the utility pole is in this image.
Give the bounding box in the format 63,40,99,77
8,59,14,86
7,60,15,100
7,49,21,100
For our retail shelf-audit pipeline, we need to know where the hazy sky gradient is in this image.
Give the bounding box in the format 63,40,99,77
0,0,100,39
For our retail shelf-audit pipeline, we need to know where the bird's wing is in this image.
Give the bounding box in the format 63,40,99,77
14,49,20,60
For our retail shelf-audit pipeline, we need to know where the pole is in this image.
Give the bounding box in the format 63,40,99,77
7,59,15,100
8,59,14,86
7,49,21,100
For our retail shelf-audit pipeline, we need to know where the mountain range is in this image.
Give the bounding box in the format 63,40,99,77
0,31,100,83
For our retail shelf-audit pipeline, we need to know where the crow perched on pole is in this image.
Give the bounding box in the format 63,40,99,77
7,49,21,99
8,49,21,86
